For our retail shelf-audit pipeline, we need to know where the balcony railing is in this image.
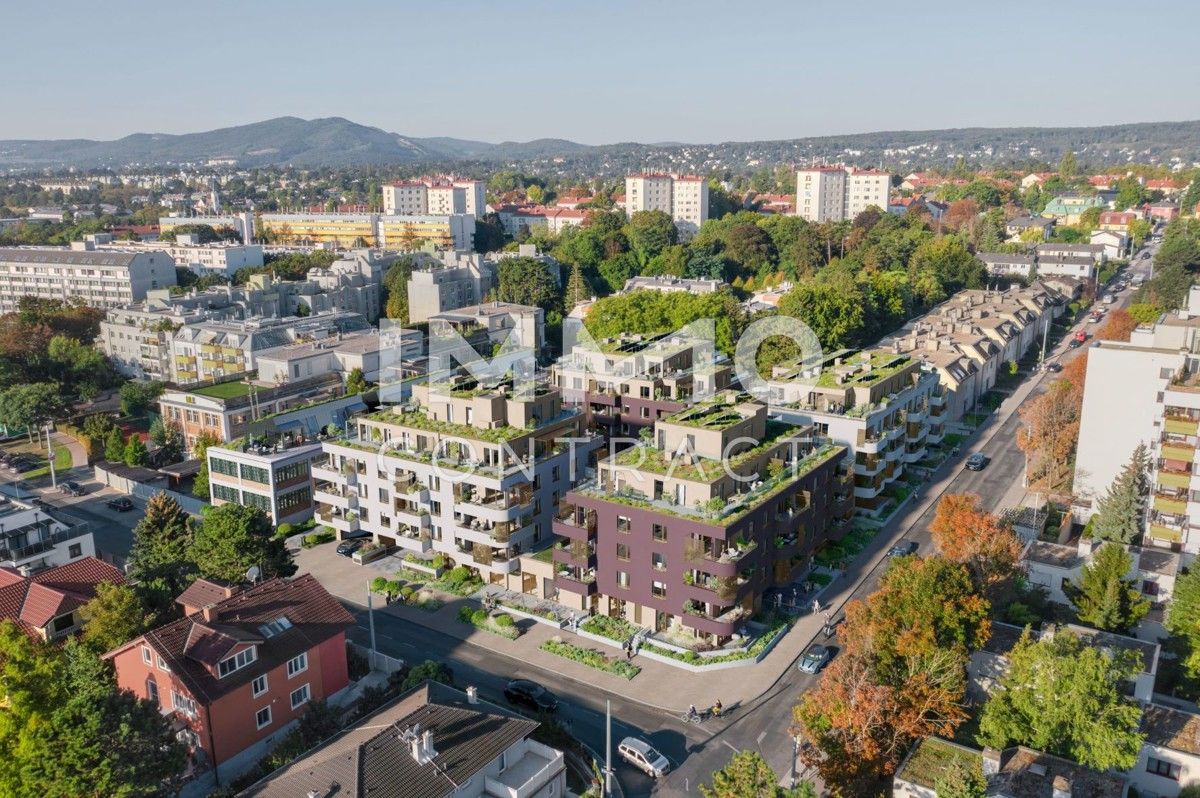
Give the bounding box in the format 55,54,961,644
0,521,90,564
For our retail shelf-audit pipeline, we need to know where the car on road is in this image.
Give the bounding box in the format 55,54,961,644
335,538,364,557
105,497,134,512
888,540,919,557
618,737,671,778
59,481,85,497
1068,337,1083,349
1042,361,1062,373
965,453,989,471
798,644,832,674
504,679,558,713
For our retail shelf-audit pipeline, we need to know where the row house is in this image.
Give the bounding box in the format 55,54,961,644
104,575,356,783
554,393,853,646
316,377,591,584
767,349,943,518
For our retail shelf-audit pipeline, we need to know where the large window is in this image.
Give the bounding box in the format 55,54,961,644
171,690,197,717
255,705,272,729
239,463,269,484
242,492,272,513
289,684,310,709
1147,757,1181,780
287,652,308,678
273,461,309,484
210,457,239,478
218,646,257,678
251,674,268,697
212,483,239,502
276,487,311,515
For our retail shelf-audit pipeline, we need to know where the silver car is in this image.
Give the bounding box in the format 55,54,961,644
798,644,831,674
618,737,670,778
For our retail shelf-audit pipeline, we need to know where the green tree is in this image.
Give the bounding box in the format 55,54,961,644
122,434,148,467
381,254,417,323
977,629,1144,770
1143,260,1194,310
564,261,590,307
104,427,126,463
1058,151,1078,178
778,273,867,349
1115,177,1148,210
597,252,638,295
1129,218,1153,248
909,237,986,294
933,755,987,798
345,367,368,395
191,431,217,499
1069,543,1150,633
495,256,562,310
127,492,195,619
1091,444,1150,544
699,750,810,798
78,583,156,654
624,210,677,267
1165,566,1200,681
1155,232,1200,275
117,381,163,418
191,503,295,582
0,382,67,439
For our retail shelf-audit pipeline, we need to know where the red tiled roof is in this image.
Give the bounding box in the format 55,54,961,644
112,574,354,704
0,557,124,636
176,577,237,613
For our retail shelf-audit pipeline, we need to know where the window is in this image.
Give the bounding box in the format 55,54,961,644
652,524,667,542
1147,757,1181,780
141,646,153,664
157,654,170,673
146,678,159,706
210,457,238,477
290,684,310,709
239,463,269,484
276,487,311,514
617,571,630,589
652,552,666,571
218,646,257,677
68,543,82,558
171,690,197,717
256,705,272,729
51,614,74,633
252,674,268,697
616,543,630,560
652,581,666,598
617,515,631,533
258,616,293,638
287,652,308,678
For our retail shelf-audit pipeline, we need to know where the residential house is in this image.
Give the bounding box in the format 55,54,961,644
104,575,356,783
1005,215,1056,241
1042,194,1108,225
0,499,95,575
1092,229,1131,260
0,556,124,641
239,681,566,798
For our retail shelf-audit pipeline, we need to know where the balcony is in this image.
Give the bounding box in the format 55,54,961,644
555,567,598,595
552,539,595,567
552,506,596,540
854,458,884,477
483,740,564,798
0,520,90,566
1162,442,1197,462
1154,493,1189,515
1159,469,1193,490
1149,523,1185,544
311,463,342,484
313,483,355,511
1165,416,1200,436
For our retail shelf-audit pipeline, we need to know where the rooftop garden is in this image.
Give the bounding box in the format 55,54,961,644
663,394,752,430
361,408,529,443
190,380,253,399
611,420,800,483
815,352,912,389
896,737,982,789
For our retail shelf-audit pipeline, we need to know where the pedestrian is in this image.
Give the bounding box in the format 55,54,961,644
626,646,632,661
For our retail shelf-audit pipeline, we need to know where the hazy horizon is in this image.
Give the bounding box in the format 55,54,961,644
5,0,1200,143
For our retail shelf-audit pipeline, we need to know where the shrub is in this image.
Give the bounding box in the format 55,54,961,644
431,553,447,570
444,565,472,587
302,530,335,548
457,605,476,624
276,522,294,537
494,614,514,628
540,639,641,679
370,576,390,594
400,586,415,603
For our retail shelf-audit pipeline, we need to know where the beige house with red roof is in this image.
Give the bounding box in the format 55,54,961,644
0,556,124,641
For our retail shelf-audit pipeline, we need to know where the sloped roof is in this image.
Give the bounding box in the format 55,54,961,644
0,557,125,635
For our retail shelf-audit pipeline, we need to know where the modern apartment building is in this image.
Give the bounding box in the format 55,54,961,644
208,435,326,525
621,275,721,294
551,330,733,441
169,311,370,384
624,174,709,240
554,393,852,645
428,301,545,359
104,575,356,782
0,500,95,575
316,377,588,581
0,246,176,312
767,349,943,517
1073,286,1200,552
255,329,394,386
382,177,487,218
405,250,495,324
159,211,255,243
158,373,365,450
241,681,566,798
794,165,891,222
259,213,475,251
82,232,263,278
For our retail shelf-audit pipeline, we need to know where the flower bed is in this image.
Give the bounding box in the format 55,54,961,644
639,617,790,667
580,614,638,643
457,606,520,640
541,639,641,680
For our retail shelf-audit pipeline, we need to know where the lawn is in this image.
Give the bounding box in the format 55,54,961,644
25,445,72,480
191,381,252,399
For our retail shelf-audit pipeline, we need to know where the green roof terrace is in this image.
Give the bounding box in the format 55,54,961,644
895,737,983,790
662,393,757,430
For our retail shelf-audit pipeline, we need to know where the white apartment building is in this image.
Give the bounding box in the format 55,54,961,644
208,436,326,525
0,246,176,313
82,232,263,278
493,205,588,236
315,379,588,582
254,329,400,386
624,173,709,240
405,250,495,324
382,178,487,218
429,301,545,357
794,165,891,222
622,275,721,294
0,500,95,575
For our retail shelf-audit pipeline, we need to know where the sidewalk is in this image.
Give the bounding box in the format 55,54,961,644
298,365,1051,714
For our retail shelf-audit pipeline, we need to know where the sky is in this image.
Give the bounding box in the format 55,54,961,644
5,0,1200,144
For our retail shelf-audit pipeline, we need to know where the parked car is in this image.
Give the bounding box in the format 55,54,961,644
105,497,134,512
336,538,364,557
965,453,989,471
798,644,832,674
618,737,671,778
59,481,85,497
888,540,919,558
504,679,558,713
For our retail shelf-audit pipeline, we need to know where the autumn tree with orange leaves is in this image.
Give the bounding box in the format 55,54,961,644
792,556,989,794
1017,351,1087,493
1096,308,1137,342
931,493,1022,595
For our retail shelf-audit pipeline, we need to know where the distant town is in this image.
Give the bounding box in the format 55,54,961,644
0,146,1199,798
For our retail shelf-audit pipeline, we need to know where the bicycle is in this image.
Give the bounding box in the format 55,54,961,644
680,709,704,724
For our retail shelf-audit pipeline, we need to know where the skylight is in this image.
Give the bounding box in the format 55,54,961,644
259,616,293,638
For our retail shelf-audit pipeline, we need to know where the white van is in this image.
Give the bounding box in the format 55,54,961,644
618,737,671,778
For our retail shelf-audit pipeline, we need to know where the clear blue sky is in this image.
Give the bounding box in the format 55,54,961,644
6,0,1200,143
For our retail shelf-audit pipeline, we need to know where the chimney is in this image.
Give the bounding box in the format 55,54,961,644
201,604,219,622
466,686,479,704
422,730,437,761
982,747,1002,777
1052,775,1072,798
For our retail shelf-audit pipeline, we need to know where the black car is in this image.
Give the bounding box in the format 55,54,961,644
60,481,85,497
888,540,919,557
1042,361,1062,373
965,453,989,471
106,497,134,511
336,538,364,557
504,679,558,713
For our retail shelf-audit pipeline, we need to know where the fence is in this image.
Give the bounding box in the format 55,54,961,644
93,463,208,515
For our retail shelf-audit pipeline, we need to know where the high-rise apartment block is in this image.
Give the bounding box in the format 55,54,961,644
624,174,709,240
794,166,891,222
0,246,176,313
382,178,487,218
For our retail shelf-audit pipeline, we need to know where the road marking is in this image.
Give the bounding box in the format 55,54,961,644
723,741,739,754
756,731,767,745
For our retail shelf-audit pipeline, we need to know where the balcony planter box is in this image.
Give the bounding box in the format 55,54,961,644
353,544,393,564
399,557,444,578
498,602,568,629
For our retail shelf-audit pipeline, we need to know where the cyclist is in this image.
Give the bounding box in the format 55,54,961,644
712,699,723,717
686,704,699,722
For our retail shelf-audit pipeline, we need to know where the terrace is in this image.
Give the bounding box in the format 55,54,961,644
662,394,754,430
610,419,805,483
815,351,913,389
